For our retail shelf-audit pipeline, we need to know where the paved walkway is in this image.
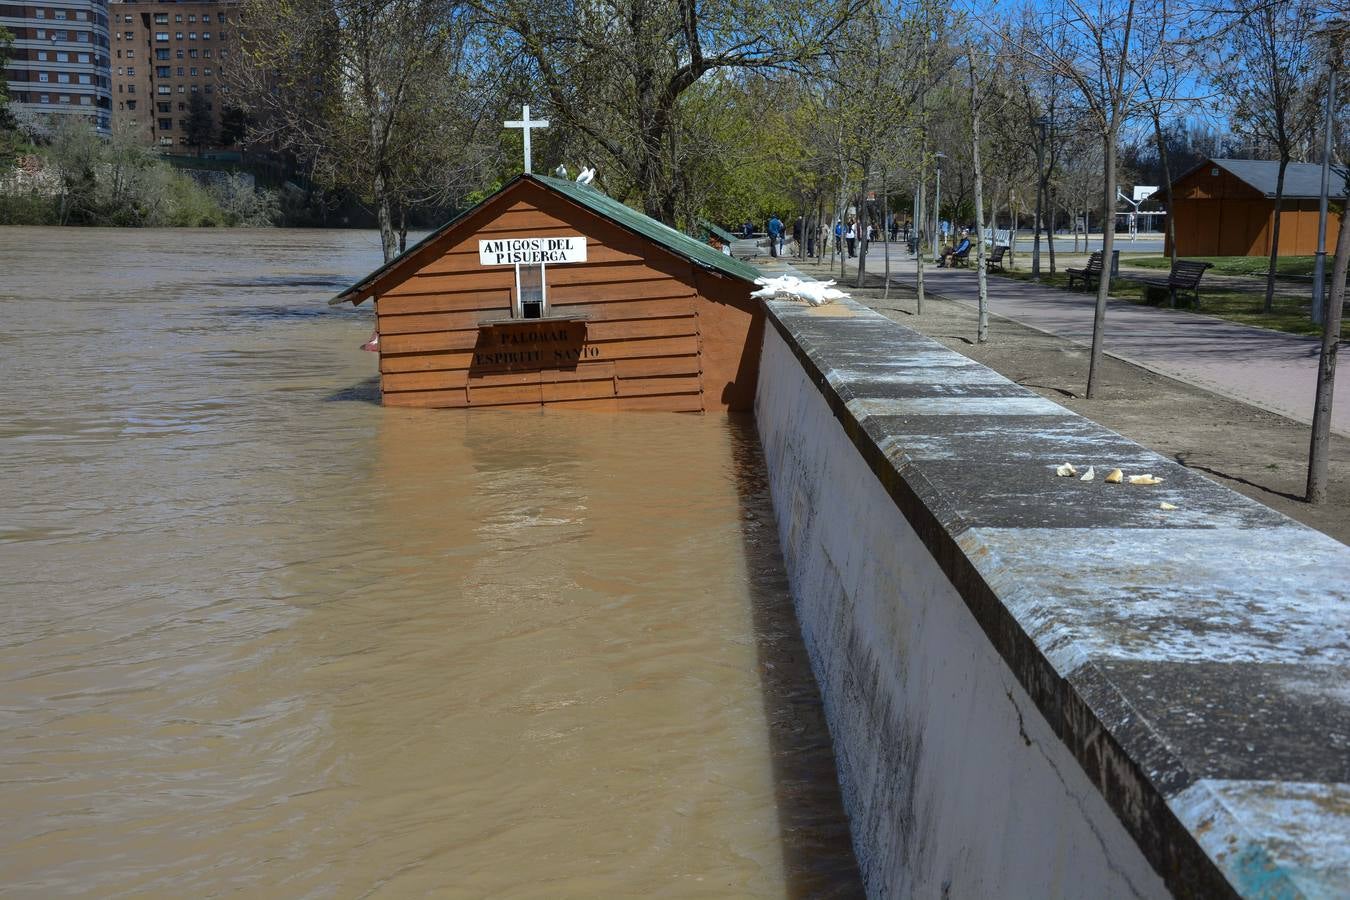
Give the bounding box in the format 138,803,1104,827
831,244,1347,437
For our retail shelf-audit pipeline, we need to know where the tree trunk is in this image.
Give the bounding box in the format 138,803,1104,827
882,167,891,301
968,49,988,343
1306,204,1348,503
1032,159,1044,280
1087,133,1118,399
810,195,820,264
916,150,927,315
1264,155,1289,313
1046,187,1057,274
855,181,868,289
831,138,842,279
373,164,397,263
1153,111,1179,270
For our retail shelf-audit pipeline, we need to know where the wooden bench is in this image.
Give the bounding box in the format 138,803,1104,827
1066,251,1103,290
985,245,1008,272
1124,259,1214,308
950,243,972,268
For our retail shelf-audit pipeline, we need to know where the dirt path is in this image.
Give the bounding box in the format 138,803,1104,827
783,257,1349,545
857,250,1346,436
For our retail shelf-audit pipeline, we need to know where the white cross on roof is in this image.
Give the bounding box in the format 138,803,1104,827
504,104,549,175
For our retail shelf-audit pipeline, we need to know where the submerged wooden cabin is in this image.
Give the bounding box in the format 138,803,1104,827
330,175,765,412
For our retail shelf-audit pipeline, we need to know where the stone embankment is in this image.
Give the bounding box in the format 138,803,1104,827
755,296,1349,898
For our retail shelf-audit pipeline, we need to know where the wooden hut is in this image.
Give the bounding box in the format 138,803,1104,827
698,219,738,253
330,174,765,412
1165,158,1347,258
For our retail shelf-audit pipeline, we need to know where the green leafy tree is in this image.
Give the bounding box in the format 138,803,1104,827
219,106,247,147
480,0,862,225
184,93,216,155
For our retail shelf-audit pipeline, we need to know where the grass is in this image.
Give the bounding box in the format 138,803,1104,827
996,268,1344,339
1126,255,1318,278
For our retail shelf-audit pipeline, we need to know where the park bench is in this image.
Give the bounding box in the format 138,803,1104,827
949,243,973,268
985,245,1008,272
1066,251,1103,290
1124,259,1214,308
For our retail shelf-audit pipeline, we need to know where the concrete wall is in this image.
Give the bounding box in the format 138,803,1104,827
754,299,1350,899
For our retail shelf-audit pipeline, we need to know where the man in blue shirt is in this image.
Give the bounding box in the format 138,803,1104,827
767,214,783,257
938,235,972,268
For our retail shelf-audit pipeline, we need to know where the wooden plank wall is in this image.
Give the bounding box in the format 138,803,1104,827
1168,166,1344,257
375,185,719,412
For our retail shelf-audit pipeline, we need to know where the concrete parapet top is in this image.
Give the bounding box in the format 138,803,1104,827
762,298,1350,899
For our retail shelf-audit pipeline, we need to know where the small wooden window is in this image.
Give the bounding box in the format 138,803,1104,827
514,264,547,319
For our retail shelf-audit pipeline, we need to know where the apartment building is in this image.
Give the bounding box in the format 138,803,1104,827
0,1,114,134
108,0,238,151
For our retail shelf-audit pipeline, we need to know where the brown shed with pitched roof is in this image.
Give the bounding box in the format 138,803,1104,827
331,175,765,412
1165,158,1346,257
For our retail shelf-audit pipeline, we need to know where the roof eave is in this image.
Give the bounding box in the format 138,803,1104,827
325,175,529,308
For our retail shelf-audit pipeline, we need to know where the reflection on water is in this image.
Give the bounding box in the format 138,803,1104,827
0,228,860,896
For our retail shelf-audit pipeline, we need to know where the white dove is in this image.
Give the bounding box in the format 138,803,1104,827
554,165,568,178
576,167,595,185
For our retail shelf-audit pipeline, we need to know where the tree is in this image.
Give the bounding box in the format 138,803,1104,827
1209,0,1321,313
237,0,492,262
0,25,21,161
1306,25,1347,505
479,0,861,225
219,106,247,147
0,25,14,130
184,93,215,156
967,37,992,343
1021,0,1159,399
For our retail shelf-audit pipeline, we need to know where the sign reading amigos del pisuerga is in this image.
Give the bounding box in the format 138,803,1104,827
479,236,587,266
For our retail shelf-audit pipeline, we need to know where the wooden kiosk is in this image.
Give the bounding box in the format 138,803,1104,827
331,174,765,412
1164,158,1347,258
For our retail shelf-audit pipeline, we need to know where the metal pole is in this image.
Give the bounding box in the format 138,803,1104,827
1311,51,1339,326
914,183,920,252
933,152,945,258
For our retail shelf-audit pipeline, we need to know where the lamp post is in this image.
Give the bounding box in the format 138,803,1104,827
913,182,921,253
1032,115,1049,281
932,151,946,258
1311,22,1344,327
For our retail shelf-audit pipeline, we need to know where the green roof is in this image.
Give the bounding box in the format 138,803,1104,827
537,175,760,283
331,174,759,305
698,218,738,244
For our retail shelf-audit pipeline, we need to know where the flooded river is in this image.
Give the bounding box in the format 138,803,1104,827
0,228,860,897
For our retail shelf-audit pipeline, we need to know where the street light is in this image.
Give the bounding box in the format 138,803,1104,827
932,151,946,259
1032,115,1050,281
1311,21,1345,326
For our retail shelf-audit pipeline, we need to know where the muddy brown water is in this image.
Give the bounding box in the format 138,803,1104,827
0,228,860,897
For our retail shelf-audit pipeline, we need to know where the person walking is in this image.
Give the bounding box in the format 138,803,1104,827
767,213,783,258
834,219,844,257
846,218,857,258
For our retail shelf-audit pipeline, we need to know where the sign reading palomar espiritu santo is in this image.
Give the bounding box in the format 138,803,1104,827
479,236,587,266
